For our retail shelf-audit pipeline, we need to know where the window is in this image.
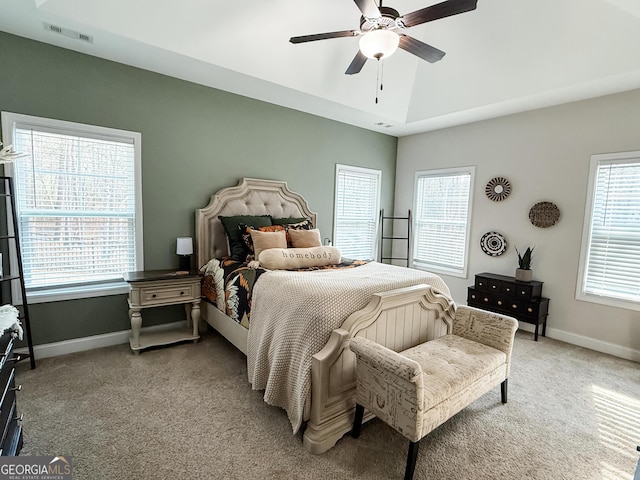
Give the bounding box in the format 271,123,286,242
333,164,381,260
412,167,475,277
1,112,143,302
576,151,640,311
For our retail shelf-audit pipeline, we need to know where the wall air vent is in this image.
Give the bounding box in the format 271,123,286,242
43,22,93,43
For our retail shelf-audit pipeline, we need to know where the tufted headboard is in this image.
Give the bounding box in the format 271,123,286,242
195,178,317,267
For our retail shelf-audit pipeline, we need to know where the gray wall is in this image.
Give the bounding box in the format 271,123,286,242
0,31,398,345
395,89,640,361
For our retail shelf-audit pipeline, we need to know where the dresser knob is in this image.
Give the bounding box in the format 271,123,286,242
498,301,502,305
506,288,511,292
521,291,526,295
471,294,476,299
512,304,518,309
483,297,489,302
527,307,533,313
180,291,185,295
152,294,157,298
478,282,483,286
11,385,22,392
14,413,24,422
492,285,496,289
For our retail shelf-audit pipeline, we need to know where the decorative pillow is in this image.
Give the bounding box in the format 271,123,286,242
250,229,288,258
282,219,313,230
240,224,286,255
271,217,310,226
259,246,341,270
288,228,322,248
218,215,272,261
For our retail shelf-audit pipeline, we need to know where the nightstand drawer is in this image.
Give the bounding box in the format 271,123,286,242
139,284,198,305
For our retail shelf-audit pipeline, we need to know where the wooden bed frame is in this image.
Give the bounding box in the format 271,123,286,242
195,178,455,454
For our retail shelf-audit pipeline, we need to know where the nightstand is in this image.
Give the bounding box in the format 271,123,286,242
123,270,202,353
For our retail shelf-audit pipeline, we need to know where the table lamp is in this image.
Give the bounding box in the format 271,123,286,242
176,237,193,271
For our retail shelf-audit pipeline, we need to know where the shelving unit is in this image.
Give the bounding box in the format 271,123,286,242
0,176,35,369
379,209,411,267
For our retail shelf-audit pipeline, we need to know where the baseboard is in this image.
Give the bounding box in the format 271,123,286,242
14,321,186,360
518,322,640,362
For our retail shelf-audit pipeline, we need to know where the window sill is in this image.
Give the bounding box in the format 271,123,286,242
25,282,129,304
411,261,467,279
576,291,640,312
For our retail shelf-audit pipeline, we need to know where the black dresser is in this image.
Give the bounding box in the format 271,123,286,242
467,272,549,341
0,331,23,456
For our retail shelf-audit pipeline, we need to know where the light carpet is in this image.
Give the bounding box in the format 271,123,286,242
15,329,640,480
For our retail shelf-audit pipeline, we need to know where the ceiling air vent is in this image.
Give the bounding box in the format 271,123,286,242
374,122,393,128
43,22,93,44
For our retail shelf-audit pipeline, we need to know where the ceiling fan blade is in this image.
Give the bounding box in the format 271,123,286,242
290,30,359,44
353,0,381,19
398,35,446,63
345,51,368,75
400,0,477,28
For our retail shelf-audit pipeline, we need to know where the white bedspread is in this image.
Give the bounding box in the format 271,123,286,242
246,261,452,433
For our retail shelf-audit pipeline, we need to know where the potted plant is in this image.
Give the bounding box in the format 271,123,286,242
515,246,534,282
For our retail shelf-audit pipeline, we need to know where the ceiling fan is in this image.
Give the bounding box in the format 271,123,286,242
290,0,478,75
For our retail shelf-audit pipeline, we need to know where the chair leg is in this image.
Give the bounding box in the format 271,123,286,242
405,440,420,480
501,379,508,404
351,403,364,439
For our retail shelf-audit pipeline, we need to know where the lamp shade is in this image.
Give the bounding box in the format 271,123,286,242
176,237,193,255
359,29,400,60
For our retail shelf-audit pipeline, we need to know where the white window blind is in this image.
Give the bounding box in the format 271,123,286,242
577,152,640,309
333,165,381,260
412,168,474,277
4,114,142,294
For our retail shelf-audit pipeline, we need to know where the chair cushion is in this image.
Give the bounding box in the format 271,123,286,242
402,334,506,411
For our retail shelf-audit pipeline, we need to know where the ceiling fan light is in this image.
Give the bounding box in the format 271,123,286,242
359,29,399,60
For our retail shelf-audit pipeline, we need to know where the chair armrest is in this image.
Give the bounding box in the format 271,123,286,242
350,336,423,384
453,305,518,374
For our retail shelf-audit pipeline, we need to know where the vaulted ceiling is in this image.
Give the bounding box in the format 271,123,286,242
2,0,640,136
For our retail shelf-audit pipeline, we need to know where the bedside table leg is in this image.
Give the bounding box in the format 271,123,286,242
185,303,192,329
130,309,142,349
191,301,201,338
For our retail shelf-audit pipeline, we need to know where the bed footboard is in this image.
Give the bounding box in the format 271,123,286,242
303,283,455,454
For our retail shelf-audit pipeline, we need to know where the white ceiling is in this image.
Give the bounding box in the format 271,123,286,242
2,0,640,137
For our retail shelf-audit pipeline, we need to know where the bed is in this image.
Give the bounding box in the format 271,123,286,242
195,177,456,454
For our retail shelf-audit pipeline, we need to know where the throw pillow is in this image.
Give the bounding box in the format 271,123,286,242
288,228,322,248
218,215,272,261
259,246,341,269
250,229,288,258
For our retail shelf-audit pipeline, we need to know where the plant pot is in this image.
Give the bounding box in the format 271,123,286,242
515,268,532,282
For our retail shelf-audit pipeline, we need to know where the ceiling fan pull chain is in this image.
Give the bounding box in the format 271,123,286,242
380,60,384,92
375,60,381,104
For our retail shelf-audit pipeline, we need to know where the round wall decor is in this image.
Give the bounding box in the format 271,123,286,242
485,177,512,201
480,231,507,256
529,201,560,228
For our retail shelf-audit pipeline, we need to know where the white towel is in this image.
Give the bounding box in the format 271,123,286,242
0,304,23,340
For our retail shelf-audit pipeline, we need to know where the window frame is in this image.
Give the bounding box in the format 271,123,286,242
332,164,382,261
576,150,640,311
1,112,143,303
411,166,475,278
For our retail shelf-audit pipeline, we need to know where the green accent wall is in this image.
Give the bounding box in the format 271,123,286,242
0,31,398,345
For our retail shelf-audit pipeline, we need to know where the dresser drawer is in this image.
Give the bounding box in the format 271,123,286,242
139,283,198,305
519,298,550,319
0,370,17,449
514,282,542,300
474,276,490,291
